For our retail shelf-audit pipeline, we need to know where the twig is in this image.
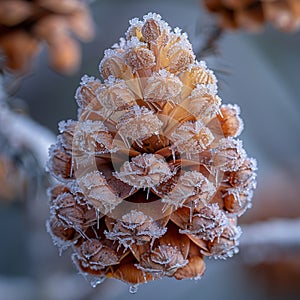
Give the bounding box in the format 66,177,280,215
197,25,223,58
0,103,55,166
240,218,300,263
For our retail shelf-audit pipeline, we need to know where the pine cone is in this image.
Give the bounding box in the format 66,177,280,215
47,13,257,289
0,0,94,73
202,0,300,31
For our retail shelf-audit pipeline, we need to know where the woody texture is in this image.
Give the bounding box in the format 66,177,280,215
203,0,300,31
0,0,94,73
47,13,257,289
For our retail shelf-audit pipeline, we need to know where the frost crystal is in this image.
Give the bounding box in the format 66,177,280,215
124,43,156,72
116,106,163,147
212,137,246,172
77,171,122,215
75,77,102,109
47,144,74,182
96,78,136,115
105,210,167,248
185,88,221,122
221,157,257,216
171,120,214,155
161,171,216,210
217,104,244,138
144,70,182,102
179,203,229,241
126,18,144,40
114,154,172,189
205,221,242,259
137,244,188,276
73,239,120,275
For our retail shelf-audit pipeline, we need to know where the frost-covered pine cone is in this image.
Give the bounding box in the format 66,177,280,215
203,0,300,31
47,13,257,289
0,0,94,73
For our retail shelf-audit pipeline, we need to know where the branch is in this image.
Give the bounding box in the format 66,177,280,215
240,218,300,263
0,102,55,167
196,25,223,58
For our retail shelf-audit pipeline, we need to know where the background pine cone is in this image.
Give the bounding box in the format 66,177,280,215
47,12,257,289
202,0,300,31
0,0,94,73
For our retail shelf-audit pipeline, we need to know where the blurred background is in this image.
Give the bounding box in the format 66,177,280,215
0,0,299,299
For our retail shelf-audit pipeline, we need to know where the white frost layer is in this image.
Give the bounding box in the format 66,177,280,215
241,218,300,246
0,103,56,166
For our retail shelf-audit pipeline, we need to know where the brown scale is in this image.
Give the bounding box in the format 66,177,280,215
48,215,79,242
108,256,155,285
173,241,206,280
105,210,168,248
52,193,85,228
133,223,191,277
48,146,74,181
217,104,243,138
219,157,257,215
204,218,241,258
172,204,229,242
75,78,103,113
73,238,125,276
48,189,97,245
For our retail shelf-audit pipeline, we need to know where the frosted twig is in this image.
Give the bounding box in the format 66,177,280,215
240,218,300,263
196,26,223,58
0,102,55,167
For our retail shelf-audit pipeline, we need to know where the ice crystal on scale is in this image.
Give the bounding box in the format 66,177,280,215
47,12,257,289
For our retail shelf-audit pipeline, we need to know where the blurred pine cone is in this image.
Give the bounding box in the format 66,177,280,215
47,13,257,289
202,0,300,31
0,0,94,73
